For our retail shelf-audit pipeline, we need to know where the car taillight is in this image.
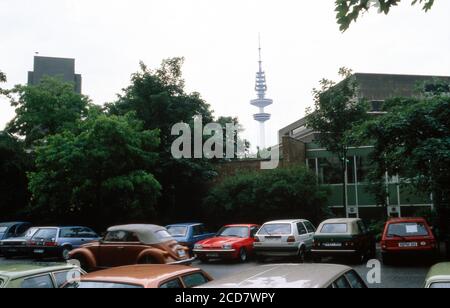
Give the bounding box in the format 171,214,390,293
254,237,260,243
313,241,320,248
344,241,355,247
44,241,57,247
287,236,296,243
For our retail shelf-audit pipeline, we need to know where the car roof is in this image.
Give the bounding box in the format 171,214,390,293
0,222,29,228
199,264,351,289
320,218,361,224
263,219,308,224
224,224,258,227
0,262,79,280
79,265,201,287
107,224,170,244
166,223,202,227
426,263,450,281
387,217,427,223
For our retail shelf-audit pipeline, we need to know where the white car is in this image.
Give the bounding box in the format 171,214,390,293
253,219,316,262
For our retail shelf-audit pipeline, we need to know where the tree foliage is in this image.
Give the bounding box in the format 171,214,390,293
28,112,161,228
336,0,435,31
306,68,369,216
203,166,331,227
107,58,217,223
6,77,91,147
0,132,32,221
352,79,450,235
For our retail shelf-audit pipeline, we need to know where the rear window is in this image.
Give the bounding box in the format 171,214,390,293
182,273,209,288
320,224,348,234
0,277,5,287
32,228,58,240
65,281,143,288
430,282,450,289
258,224,292,235
167,226,188,237
387,222,429,237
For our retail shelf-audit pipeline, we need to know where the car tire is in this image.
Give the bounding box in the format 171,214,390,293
61,246,72,261
298,247,306,263
238,248,248,263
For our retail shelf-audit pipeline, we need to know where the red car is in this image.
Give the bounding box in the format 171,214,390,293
193,224,260,263
381,217,437,264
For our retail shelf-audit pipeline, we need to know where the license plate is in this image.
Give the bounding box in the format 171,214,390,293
178,250,186,258
206,253,219,258
323,243,342,247
34,249,45,254
399,242,418,248
7,249,18,253
265,237,281,242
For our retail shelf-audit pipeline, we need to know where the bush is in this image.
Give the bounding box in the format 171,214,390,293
203,165,332,228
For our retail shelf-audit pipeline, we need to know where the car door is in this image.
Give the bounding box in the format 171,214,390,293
77,227,99,247
97,230,130,267
296,223,310,249
303,221,316,251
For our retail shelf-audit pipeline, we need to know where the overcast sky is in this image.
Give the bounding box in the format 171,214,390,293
1,0,449,149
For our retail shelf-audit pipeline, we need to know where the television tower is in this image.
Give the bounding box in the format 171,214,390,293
250,36,272,149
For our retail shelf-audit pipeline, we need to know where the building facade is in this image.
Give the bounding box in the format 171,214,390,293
279,73,450,219
28,56,82,94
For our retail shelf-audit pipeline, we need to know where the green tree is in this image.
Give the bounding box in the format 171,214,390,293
28,112,161,229
336,0,435,31
0,132,32,220
0,70,6,95
306,68,369,217
352,79,449,239
6,77,91,147
107,58,217,223
203,166,331,227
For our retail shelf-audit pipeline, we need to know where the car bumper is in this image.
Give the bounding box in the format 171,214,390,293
254,246,299,257
0,246,31,256
312,249,358,258
30,246,62,258
193,249,238,259
168,257,197,265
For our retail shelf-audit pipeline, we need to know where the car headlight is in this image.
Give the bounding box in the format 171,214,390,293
223,244,233,250
194,244,203,250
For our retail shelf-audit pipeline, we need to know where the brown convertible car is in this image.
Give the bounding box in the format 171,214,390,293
68,224,195,272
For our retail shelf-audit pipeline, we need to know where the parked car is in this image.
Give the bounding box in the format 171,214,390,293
166,223,216,249
63,264,212,288
0,227,39,258
193,224,260,263
424,263,450,288
28,227,100,260
381,217,437,265
312,218,376,264
69,224,195,272
0,262,85,288
253,219,316,262
198,264,367,288
0,222,32,241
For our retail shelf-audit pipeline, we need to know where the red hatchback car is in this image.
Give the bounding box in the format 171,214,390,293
193,224,260,263
381,217,437,264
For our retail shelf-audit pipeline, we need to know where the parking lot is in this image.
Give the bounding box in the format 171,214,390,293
0,251,432,288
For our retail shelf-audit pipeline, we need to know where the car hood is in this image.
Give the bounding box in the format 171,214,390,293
198,237,245,247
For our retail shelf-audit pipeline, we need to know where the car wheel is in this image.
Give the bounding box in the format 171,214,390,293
238,248,248,263
61,246,72,261
298,247,306,263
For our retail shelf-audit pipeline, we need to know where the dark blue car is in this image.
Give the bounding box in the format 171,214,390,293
0,222,32,241
29,226,101,260
166,223,216,249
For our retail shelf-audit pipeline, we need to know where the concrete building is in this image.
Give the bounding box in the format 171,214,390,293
28,56,82,94
279,73,450,219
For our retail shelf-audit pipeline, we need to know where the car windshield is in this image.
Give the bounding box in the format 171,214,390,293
167,226,188,237
258,224,292,235
321,223,348,234
217,226,249,238
64,281,143,288
32,228,58,240
387,223,429,237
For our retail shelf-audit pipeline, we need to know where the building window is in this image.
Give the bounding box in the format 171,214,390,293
307,159,317,175
370,101,384,112
318,157,342,184
356,156,372,183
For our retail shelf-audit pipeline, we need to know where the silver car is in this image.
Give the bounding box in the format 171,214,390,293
198,264,367,288
253,219,316,262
